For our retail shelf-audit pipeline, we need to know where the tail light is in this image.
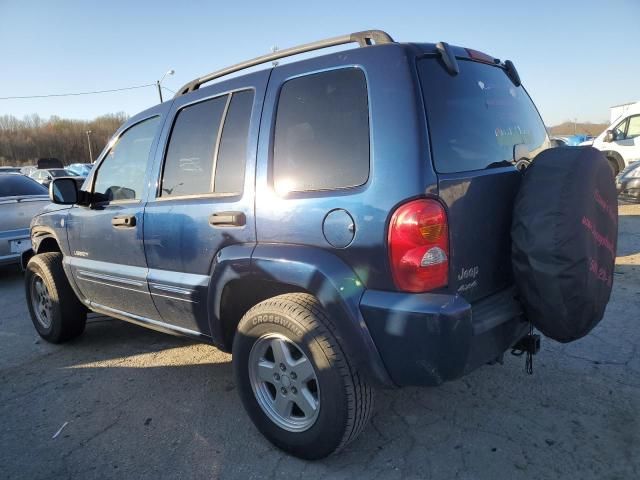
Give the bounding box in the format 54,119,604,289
388,199,449,293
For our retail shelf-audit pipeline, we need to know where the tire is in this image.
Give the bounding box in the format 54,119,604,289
512,147,617,342
25,252,87,343
232,293,373,459
608,157,620,176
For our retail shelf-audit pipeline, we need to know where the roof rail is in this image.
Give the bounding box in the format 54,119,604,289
174,30,394,97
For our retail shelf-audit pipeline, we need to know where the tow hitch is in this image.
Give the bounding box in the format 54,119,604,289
511,324,540,374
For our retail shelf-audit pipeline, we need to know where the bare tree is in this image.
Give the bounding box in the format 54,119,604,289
0,113,128,166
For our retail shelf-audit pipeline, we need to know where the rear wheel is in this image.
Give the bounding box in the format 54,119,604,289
232,293,373,459
25,252,86,343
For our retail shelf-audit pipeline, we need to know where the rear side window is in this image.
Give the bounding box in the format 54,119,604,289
0,175,47,197
93,116,160,201
418,58,549,173
214,90,254,193
161,96,227,197
273,68,369,194
161,90,254,197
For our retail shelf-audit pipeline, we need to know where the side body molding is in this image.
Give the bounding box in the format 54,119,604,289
248,244,394,387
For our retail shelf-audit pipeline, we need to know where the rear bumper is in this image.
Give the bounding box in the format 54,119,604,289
360,287,528,386
0,229,30,266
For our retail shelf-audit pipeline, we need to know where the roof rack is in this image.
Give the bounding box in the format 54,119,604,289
174,30,394,97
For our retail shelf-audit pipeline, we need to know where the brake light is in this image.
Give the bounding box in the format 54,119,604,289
388,199,449,292
466,48,496,65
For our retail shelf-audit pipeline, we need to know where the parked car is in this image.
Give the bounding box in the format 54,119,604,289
591,103,640,175
616,161,640,203
550,136,568,147
0,166,22,174
21,30,615,459
20,165,38,176
66,163,94,177
29,168,80,187
0,173,49,267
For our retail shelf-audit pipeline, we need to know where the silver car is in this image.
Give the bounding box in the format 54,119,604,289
0,173,49,267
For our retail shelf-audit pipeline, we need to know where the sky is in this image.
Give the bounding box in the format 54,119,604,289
0,0,637,126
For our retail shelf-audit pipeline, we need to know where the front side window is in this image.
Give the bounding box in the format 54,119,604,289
613,119,628,141
273,68,370,194
625,116,640,140
93,116,160,202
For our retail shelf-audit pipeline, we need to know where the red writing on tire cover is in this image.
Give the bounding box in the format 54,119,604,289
594,189,617,225
589,257,612,287
582,216,615,259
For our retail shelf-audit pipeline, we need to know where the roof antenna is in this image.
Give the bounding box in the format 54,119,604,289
271,46,279,67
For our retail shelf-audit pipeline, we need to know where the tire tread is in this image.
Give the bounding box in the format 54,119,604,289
241,293,373,455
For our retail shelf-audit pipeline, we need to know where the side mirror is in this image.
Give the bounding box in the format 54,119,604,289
50,177,78,205
604,130,615,143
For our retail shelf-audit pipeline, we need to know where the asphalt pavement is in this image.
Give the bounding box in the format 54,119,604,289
1,205,639,480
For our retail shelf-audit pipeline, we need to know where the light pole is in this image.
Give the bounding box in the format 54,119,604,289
86,130,93,163
156,69,175,103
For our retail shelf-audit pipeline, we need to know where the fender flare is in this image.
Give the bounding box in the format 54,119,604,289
21,227,60,269
245,244,394,387
602,150,624,173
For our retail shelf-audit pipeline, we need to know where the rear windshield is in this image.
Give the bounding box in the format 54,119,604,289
418,57,550,173
0,175,48,197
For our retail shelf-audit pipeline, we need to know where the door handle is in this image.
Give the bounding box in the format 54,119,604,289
209,211,246,227
111,215,137,228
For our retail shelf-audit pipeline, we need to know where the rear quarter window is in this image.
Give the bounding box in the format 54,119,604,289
273,68,370,194
418,58,549,173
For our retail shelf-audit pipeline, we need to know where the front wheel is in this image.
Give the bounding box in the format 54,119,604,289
608,157,620,176
232,293,373,459
25,252,87,343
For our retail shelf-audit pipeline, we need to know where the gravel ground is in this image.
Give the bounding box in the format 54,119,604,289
1,205,638,480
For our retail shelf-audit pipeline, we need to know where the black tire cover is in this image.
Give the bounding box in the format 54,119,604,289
511,147,618,343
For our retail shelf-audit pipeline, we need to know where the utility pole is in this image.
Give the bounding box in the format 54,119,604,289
86,130,93,163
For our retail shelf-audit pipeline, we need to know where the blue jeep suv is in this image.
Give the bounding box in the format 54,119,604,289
25,30,554,459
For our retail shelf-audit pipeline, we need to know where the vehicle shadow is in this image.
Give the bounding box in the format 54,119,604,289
1,311,637,480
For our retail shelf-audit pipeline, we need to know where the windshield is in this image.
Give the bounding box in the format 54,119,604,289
0,175,48,197
418,57,550,173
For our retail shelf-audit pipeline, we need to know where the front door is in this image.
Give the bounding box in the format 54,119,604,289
615,115,640,164
143,71,268,335
66,114,163,320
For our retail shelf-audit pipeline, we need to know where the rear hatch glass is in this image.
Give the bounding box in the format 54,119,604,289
0,175,48,197
418,57,550,302
420,57,549,173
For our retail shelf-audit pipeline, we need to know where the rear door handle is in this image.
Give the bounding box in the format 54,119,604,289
111,215,137,228
209,211,246,227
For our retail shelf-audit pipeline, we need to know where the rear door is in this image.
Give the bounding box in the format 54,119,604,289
418,56,551,302
142,71,267,335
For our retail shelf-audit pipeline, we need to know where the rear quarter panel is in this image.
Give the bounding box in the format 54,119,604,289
255,44,435,290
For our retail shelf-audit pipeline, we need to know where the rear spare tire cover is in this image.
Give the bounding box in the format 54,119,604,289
511,147,618,343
